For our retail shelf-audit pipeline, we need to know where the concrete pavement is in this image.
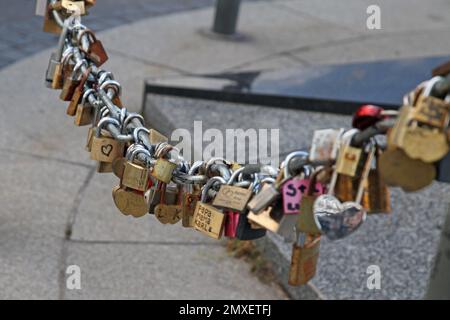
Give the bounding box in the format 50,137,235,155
0,0,450,299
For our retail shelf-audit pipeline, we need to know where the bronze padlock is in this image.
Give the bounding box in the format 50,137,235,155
112,185,148,218
67,67,91,116
79,29,109,66
288,234,321,286
60,60,84,101
362,147,391,214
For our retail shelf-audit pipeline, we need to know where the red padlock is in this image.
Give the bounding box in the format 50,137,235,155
352,105,384,130
224,210,240,238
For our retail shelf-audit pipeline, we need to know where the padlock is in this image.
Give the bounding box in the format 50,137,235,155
154,183,183,225
296,169,324,236
74,89,95,126
67,67,92,116
90,117,124,163
181,162,203,228
432,59,450,77
149,129,169,144
45,18,72,87
234,209,267,240
247,206,281,233
193,177,227,239
150,144,178,184
96,161,113,174
362,146,391,214
309,128,345,164
121,146,151,192
379,147,436,192
352,105,385,131
334,129,363,178
288,233,321,286
79,29,109,66
43,1,62,34
182,185,201,228
223,210,240,238
61,0,86,15
212,168,253,212
247,183,280,215
312,145,374,240
193,177,227,238
60,60,86,101
112,185,148,218
389,79,450,163
281,151,324,215
51,47,73,90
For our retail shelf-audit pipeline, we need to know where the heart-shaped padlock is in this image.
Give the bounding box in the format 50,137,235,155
313,195,366,240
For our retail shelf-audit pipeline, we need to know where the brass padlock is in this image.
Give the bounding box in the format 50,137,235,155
79,29,109,67
67,67,91,116
112,185,148,218
96,161,113,173
149,129,168,144
212,183,253,212
335,140,362,178
379,147,436,192
90,118,124,163
150,144,178,184
288,233,321,286
193,177,226,239
61,0,86,15
60,60,85,101
296,170,323,236
121,147,151,192
182,185,201,228
74,102,94,126
43,1,62,34
247,206,280,233
51,47,73,90
154,184,183,225
390,90,449,163
362,146,391,214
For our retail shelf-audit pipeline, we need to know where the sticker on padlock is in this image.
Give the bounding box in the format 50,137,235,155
282,179,325,215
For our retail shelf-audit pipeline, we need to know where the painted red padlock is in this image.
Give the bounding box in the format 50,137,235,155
352,105,385,130
224,210,240,238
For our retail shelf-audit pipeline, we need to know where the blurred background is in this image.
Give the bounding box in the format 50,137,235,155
0,0,449,300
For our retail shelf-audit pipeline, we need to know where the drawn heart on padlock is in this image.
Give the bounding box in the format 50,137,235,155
101,144,113,156
313,195,366,241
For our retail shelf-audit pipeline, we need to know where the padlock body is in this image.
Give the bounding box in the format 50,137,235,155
288,236,320,286
193,202,225,239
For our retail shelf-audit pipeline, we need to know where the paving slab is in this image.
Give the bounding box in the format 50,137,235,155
0,151,91,299
101,1,361,75
63,242,287,300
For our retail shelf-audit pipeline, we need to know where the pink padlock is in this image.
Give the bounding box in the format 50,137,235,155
224,210,240,238
282,178,325,215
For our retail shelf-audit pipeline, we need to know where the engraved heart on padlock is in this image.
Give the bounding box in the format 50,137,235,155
313,195,366,241
101,144,113,157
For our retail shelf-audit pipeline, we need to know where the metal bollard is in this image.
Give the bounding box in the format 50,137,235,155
212,0,241,35
425,204,450,299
